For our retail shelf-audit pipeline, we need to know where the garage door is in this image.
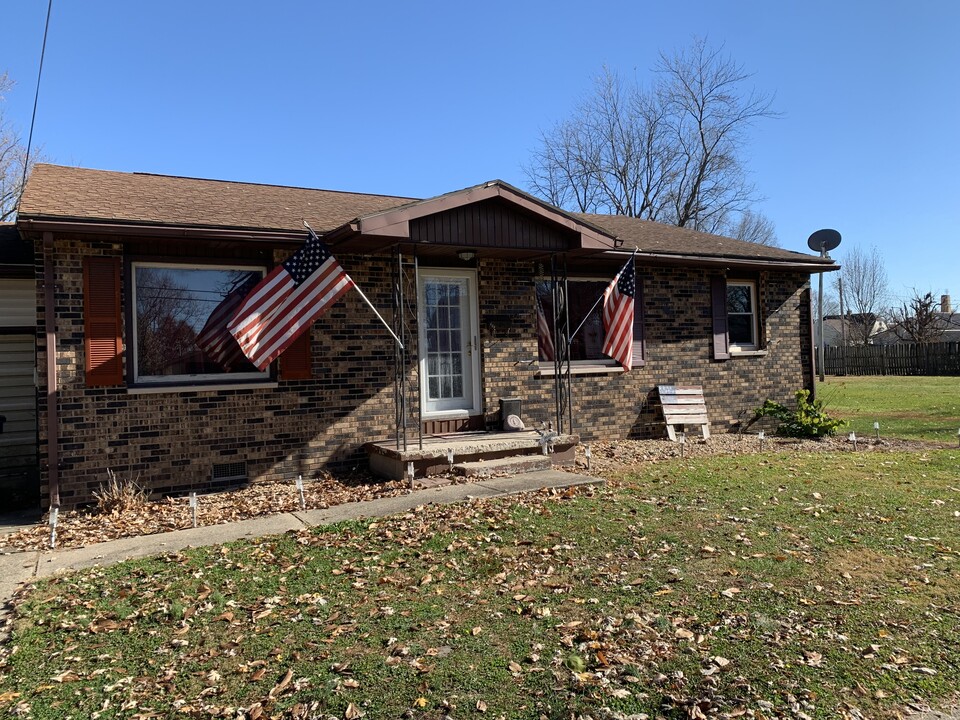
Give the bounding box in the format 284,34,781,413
0,334,38,509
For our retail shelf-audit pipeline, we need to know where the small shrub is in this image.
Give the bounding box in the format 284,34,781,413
94,469,149,514
752,389,845,439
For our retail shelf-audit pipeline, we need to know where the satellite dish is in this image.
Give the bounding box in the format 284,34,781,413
807,229,841,255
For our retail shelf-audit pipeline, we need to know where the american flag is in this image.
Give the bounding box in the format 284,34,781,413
536,299,555,361
228,228,355,371
601,257,636,370
195,273,260,371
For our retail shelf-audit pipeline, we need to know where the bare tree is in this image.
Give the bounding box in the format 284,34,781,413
888,290,945,344
833,245,888,344
526,37,779,241
0,72,43,221
724,209,779,247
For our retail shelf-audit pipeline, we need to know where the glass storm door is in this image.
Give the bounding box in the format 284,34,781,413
418,270,480,416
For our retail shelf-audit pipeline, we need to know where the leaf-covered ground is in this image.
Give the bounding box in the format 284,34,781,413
0,434,940,553
2,450,958,719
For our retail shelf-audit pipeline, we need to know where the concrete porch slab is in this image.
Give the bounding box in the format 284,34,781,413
366,430,579,480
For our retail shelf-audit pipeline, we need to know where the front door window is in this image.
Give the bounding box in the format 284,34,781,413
419,271,479,415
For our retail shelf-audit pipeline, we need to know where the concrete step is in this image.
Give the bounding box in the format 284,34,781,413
453,454,552,478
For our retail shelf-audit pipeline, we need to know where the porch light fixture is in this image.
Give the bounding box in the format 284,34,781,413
457,250,476,262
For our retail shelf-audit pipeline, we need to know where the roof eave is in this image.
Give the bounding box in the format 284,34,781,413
602,248,839,273
17,216,308,246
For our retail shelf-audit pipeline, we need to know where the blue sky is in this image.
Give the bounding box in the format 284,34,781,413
5,1,959,304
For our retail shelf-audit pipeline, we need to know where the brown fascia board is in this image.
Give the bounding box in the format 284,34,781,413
601,248,839,273
352,181,620,249
17,216,307,246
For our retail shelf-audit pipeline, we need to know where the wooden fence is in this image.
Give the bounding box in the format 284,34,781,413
824,342,960,376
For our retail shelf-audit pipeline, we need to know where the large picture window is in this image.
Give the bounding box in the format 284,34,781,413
131,262,268,384
535,279,615,363
726,280,758,350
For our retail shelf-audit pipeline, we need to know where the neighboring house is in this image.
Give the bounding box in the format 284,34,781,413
15,165,836,509
819,313,887,346
873,296,960,344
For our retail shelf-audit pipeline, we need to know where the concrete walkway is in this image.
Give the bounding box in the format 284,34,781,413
0,470,601,610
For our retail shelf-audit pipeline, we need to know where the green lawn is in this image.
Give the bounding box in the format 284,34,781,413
3,451,959,719
820,375,960,442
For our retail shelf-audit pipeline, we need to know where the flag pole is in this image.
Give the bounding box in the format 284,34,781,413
303,221,404,350
353,282,404,350
567,248,637,345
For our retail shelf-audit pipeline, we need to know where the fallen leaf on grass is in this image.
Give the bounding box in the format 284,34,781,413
268,668,293,698
802,651,823,667
345,701,364,719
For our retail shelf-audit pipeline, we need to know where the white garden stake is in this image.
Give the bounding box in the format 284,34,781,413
295,475,305,510
447,448,454,469
189,492,198,528
678,431,686,458
585,444,592,472
758,430,765,452
873,421,881,441
956,428,960,448
407,462,415,485
849,431,858,451
48,506,58,549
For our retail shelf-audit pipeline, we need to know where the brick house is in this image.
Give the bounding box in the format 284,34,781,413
14,164,836,509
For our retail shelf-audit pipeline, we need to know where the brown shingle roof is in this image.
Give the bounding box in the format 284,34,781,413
18,164,414,233
576,213,830,265
18,165,831,267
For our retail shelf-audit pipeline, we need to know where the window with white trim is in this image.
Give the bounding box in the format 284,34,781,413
535,279,617,364
131,262,268,384
726,280,758,350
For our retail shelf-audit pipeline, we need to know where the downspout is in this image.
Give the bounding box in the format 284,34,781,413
42,231,60,508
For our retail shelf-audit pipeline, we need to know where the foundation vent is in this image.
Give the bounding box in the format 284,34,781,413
212,461,247,484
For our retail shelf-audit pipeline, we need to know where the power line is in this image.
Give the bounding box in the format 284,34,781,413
21,0,54,195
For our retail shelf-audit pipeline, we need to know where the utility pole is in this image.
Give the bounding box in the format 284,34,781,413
838,275,846,375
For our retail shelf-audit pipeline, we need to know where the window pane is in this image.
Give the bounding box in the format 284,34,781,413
135,266,264,380
729,315,753,345
727,285,752,314
538,280,608,361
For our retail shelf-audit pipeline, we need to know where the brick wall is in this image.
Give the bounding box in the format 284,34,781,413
36,234,407,507
35,234,812,508
478,259,812,439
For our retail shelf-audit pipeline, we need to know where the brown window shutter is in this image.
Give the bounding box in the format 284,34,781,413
83,256,124,386
711,275,730,361
632,277,646,367
280,329,312,380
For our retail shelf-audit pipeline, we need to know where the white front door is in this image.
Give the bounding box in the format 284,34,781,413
418,270,480,416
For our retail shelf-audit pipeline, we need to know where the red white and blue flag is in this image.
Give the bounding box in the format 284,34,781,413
536,299,555,362
195,273,260,371
228,228,355,370
601,257,636,370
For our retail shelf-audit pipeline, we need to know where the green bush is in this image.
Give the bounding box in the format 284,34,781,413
752,389,846,439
